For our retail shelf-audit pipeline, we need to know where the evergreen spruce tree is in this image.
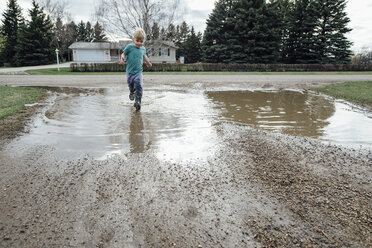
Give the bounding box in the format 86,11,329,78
285,0,319,63
227,0,256,63
274,0,293,63
203,0,282,64
66,21,77,43
76,21,87,41
93,22,107,42
175,25,180,43
233,0,278,63
178,22,189,43
183,27,202,63
0,34,5,64
150,22,160,40
14,0,54,66
53,17,64,60
202,0,236,63
263,0,289,63
160,27,166,39
85,21,93,41
315,0,352,63
1,0,23,66
256,2,282,63
175,21,190,60
224,0,245,63
65,21,77,60
166,24,176,41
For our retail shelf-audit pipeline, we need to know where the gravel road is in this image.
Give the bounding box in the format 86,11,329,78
0,74,371,247
1,74,372,89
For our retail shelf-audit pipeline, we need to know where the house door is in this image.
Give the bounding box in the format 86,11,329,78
77,49,105,62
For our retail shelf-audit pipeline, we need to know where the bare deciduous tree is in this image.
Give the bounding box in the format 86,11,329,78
37,0,71,22
95,0,183,40
352,47,372,65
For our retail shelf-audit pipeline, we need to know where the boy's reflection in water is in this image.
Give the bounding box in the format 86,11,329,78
129,111,146,153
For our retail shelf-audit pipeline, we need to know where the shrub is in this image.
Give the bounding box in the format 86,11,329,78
70,62,372,72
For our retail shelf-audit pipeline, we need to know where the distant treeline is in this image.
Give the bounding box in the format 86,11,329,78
1,0,362,67
201,0,353,64
0,0,107,66
70,63,372,72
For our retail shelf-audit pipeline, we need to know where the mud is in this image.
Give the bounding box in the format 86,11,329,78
208,90,372,148
0,74,371,247
0,102,46,142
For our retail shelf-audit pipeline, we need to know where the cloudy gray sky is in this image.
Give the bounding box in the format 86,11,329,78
1,0,371,51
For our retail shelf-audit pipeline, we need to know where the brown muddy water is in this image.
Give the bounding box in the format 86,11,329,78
14,87,372,160
207,90,372,148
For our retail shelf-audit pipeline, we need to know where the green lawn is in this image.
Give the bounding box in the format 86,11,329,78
0,86,46,119
315,81,372,105
26,68,372,75
26,68,88,75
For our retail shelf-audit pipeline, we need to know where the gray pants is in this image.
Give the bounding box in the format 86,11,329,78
127,73,143,103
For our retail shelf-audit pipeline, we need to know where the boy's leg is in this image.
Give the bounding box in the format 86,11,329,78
133,73,143,111
126,74,135,101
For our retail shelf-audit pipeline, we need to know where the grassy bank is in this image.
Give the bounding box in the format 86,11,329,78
315,81,372,106
26,68,372,75
0,86,46,119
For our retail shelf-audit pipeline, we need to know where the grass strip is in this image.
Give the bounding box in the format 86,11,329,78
315,81,372,106
0,86,46,119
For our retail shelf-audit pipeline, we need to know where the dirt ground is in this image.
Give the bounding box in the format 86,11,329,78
0,74,371,247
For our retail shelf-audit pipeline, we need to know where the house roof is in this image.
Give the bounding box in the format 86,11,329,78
69,41,131,50
69,40,178,50
69,42,111,49
147,40,178,49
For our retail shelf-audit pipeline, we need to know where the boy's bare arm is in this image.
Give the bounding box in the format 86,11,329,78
119,52,126,64
144,56,152,67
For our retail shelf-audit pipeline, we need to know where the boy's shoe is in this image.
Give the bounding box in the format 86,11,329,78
129,91,135,101
134,94,142,111
134,102,141,111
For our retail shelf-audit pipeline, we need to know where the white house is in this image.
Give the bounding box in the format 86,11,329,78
69,40,178,63
146,40,178,63
68,41,126,62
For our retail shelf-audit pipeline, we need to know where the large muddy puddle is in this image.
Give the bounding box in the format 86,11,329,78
13,87,372,160
207,90,372,148
17,87,218,161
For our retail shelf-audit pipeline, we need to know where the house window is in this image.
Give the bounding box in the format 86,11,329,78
163,48,169,56
110,49,118,56
157,47,170,57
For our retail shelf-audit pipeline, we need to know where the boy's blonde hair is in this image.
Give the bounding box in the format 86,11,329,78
133,28,146,41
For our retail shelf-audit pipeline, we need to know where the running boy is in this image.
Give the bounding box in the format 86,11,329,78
120,28,152,111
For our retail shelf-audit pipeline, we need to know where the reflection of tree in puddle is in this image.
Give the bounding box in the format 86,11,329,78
207,91,335,137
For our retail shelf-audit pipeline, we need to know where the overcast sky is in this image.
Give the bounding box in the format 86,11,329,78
1,0,371,51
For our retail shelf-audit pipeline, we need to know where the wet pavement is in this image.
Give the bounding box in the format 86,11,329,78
9,87,372,161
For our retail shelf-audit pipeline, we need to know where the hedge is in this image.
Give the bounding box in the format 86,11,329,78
70,62,372,72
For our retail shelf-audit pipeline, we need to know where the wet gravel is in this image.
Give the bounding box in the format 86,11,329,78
0,122,371,247
0,74,371,247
